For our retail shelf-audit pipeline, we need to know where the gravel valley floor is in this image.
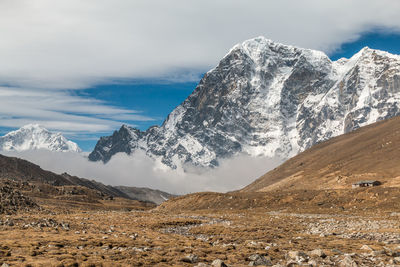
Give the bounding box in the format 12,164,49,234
1,187,400,266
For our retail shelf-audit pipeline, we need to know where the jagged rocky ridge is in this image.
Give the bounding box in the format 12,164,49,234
89,36,400,168
0,124,80,152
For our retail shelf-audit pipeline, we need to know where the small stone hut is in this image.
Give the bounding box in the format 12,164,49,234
352,180,381,188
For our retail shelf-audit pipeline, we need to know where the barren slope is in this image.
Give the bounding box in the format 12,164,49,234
242,115,400,192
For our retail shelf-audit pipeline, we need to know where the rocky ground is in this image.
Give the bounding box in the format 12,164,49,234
0,179,38,215
1,196,400,266
1,177,400,266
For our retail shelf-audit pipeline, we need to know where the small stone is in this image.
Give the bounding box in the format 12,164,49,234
182,254,199,263
287,251,309,262
370,250,385,256
394,257,400,264
360,245,372,251
195,264,209,267
129,233,138,239
211,259,227,267
392,251,400,257
310,249,326,258
385,249,400,257
340,255,358,267
61,222,70,231
308,259,318,266
332,249,343,255
1,264,10,267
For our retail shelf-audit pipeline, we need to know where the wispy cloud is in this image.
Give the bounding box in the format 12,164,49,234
1,150,283,194
0,86,154,133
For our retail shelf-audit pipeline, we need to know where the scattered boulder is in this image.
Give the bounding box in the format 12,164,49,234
370,250,385,256
4,219,14,227
308,259,318,266
393,257,400,264
182,254,199,263
211,259,227,267
339,255,358,267
309,249,326,258
287,251,309,262
61,222,70,231
331,249,344,255
385,249,400,257
248,254,272,266
360,245,373,251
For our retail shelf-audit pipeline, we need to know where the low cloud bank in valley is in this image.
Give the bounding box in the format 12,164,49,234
1,150,283,195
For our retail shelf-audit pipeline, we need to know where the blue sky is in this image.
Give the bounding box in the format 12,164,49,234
1,1,400,151
76,82,199,150
330,31,400,60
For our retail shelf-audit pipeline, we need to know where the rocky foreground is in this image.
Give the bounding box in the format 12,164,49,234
1,187,400,266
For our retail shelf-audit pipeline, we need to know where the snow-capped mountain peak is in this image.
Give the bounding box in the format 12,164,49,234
89,36,400,169
0,124,81,152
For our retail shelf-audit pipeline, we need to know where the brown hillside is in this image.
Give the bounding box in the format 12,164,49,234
0,154,74,186
0,154,170,204
242,115,400,192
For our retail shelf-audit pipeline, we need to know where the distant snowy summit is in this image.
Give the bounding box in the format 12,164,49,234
89,36,400,169
0,124,80,152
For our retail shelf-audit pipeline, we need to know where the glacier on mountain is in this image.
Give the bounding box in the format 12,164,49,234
89,36,400,169
0,124,80,152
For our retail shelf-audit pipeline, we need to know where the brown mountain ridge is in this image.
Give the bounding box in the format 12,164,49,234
0,153,174,205
242,115,400,192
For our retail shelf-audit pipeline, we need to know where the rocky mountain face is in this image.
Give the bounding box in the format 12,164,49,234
89,36,400,169
0,124,80,152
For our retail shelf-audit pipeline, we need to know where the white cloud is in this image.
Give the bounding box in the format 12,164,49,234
0,86,154,133
0,0,400,89
1,150,283,194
